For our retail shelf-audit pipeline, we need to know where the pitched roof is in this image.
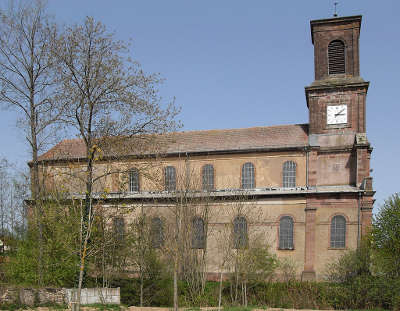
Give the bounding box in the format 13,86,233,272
38,124,309,162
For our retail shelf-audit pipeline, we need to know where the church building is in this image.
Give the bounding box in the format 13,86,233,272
36,15,374,280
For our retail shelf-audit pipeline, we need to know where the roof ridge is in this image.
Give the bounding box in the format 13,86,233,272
167,123,308,135
37,123,309,162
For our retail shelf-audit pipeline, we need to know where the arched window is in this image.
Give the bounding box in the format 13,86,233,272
330,215,346,248
233,216,248,249
192,217,205,249
279,216,294,249
241,162,255,189
328,40,345,75
113,217,125,242
151,217,163,248
283,161,296,188
129,168,140,192
202,164,214,191
165,166,176,191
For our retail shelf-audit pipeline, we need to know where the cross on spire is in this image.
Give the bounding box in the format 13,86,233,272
334,2,338,17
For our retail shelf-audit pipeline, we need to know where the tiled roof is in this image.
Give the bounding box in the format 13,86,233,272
38,124,309,161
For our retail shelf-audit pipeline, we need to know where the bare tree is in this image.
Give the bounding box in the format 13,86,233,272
0,158,27,240
0,0,62,284
212,193,278,307
52,16,179,309
155,160,213,311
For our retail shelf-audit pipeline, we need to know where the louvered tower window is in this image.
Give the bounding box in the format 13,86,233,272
328,40,345,75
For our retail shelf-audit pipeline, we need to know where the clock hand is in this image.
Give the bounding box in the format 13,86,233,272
335,109,345,116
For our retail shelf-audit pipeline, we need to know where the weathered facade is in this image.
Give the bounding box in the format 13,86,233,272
35,15,374,280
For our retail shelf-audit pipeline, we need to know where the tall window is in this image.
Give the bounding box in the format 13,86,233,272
202,164,214,191
113,217,125,242
328,40,345,75
279,216,294,249
330,215,346,248
233,216,248,249
283,161,296,188
241,162,255,189
165,166,176,191
129,168,140,192
151,217,163,248
192,217,205,249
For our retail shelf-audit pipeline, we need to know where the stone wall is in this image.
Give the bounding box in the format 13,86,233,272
0,287,120,306
66,288,120,305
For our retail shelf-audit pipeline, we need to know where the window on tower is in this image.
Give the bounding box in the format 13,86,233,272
330,215,346,248
328,40,345,75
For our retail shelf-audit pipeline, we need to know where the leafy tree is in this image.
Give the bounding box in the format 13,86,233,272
0,0,63,284
52,16,179,309
6,199,81,287
128,209,165,307
372,193,400,278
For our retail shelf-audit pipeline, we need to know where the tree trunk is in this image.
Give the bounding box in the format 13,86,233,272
140,273,144,307
174,260,178,311
244,282,247,307
77,237,88,311
30,101,44,286
218,269,223,311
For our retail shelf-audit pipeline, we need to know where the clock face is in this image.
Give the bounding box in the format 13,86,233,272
327,105,347,125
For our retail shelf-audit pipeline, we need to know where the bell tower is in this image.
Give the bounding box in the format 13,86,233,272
305,16,369,135
302,15,374,282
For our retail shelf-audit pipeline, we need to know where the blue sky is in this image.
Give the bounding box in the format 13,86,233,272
0,0,399,211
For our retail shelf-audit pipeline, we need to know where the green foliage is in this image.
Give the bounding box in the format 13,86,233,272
109,277,174,307
4,201,80,287
325,237,372,284
325,232,400,310
84,303,122,310
372,193,400,278
222,307,254,311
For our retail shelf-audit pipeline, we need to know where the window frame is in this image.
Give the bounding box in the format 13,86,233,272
241,162,255,189
151,217,164,248
202,164,214,191
233,216,248,249
164,166,176,192
113,217,125,242
282,161,296,188
328,39,346,75
278,216,294,250
192,216,206,249
330,214,346,249
129,168,140,192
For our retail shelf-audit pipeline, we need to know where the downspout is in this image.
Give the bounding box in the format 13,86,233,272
357,191,361,248
305,147,309,189
355,147,361,248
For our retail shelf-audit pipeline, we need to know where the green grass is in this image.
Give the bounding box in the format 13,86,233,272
84,304,123,311
222,307,255,311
